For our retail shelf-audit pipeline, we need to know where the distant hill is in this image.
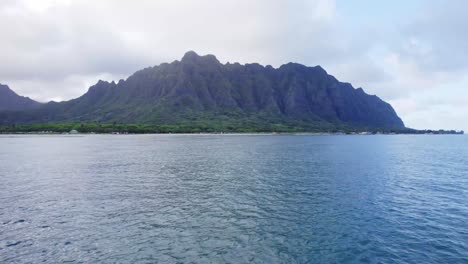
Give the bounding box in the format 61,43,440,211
0,84,41,112
0,51,404,131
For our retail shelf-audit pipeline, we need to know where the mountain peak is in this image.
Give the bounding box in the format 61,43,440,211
0,84,41,111
0,52,405,129
0,84,17,96
0,83,11,90
181,51,220,64
181,50,200,60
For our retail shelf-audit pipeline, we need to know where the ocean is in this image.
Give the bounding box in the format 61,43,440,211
1,134,467,263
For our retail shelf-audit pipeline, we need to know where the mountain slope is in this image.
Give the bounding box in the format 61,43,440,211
0,51,404,130
0,84,42,111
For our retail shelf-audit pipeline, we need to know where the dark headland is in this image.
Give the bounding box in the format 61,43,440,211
0,51,463,135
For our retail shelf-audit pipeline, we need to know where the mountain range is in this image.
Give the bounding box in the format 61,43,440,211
0,51,405,131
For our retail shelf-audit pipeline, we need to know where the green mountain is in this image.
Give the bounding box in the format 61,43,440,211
0,51,404,131
0,84,42,112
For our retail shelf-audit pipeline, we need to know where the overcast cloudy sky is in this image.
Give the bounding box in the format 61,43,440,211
1,0,467,131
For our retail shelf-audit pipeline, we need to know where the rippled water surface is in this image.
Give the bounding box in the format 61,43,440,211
0,134,467,263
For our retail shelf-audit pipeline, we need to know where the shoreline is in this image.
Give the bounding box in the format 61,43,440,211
0,123,463,136
0,131,464,136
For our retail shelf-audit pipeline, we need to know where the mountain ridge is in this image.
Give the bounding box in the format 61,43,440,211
0,84,42,112
0,51,404,131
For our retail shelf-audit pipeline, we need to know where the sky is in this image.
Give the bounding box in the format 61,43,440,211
0,0,467,131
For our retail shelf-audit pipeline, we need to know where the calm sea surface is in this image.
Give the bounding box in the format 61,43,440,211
0,134,467,263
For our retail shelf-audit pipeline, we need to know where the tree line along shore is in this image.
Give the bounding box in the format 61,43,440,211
0,123,463,135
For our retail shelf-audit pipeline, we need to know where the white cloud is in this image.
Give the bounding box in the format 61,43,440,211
4,72,127,102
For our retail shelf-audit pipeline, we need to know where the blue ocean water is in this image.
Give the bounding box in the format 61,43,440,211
0,134,467,263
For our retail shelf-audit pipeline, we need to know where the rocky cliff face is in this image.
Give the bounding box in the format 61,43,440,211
0,84,42,112
0,51,404,129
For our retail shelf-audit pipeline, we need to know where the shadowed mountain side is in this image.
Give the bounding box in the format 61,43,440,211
0,84,42,111
0,51,404,130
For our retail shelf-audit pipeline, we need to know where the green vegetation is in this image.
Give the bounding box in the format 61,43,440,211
0,122,323,134
0,122,463,134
